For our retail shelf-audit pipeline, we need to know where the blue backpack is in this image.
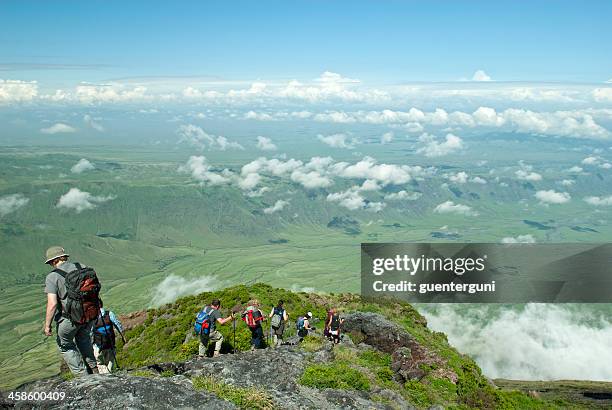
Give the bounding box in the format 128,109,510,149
194,306,213,336
296,316,305,330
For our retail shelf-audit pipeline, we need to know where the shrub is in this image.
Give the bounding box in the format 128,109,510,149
300,335,323,352
299,363,370,391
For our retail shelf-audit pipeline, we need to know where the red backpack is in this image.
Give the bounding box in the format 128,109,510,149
242,306,263,328
55,263,102,324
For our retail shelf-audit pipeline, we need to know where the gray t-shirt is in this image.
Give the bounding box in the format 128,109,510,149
205,306,222,332
44,261,80,321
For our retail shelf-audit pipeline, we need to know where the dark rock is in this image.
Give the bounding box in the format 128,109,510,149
11,374,236,409
343,312,457,385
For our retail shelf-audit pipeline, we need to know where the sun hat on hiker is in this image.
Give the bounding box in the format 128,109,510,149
307,312,313,318
44,246,69,264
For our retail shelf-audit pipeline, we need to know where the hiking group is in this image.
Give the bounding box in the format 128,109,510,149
43,246,123,376
43,245,347,375
195,299,346,357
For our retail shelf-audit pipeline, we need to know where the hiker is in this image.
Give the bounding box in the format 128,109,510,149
43,246,100,375
91,301,124,373
296,312,313,341
268,300,288,348
242,300,266,350
326,308,344,344
195,299,233,358
323,308,333,339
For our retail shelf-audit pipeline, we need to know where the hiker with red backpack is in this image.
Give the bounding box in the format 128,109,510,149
241,299,266,350
195,299,233,358
43,246,100,375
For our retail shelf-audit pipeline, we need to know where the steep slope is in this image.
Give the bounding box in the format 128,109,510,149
6,284,612,409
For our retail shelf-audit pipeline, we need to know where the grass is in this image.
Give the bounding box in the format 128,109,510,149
300,335,324,352
192,375,276,410
299,362,370,391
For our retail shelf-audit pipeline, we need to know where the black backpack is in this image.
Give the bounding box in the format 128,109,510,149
330,314,341,331
93,311,116,350
55,263,102,324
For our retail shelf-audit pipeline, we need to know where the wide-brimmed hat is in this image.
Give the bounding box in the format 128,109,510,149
44,246,69,264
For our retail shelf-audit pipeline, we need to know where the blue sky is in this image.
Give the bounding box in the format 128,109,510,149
1,0,611,84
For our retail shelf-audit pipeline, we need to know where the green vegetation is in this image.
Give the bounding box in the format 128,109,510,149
192,375,276,410
300,335,323,352
300,363,370,391
129,369,157,378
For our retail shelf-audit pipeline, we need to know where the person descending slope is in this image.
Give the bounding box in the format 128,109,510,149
327,308,344,344
323,308,333,339
195,299,233,358
242,300,266,350
91,301,124,373
43,246,100,375
296,311,313,341
268,300,288,348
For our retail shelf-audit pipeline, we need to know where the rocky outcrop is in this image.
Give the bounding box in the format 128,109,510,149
6,374,236,410
343,312,457,384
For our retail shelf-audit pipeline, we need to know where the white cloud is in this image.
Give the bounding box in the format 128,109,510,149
592,87,612,102
384,190,422,201
150,274,219,307
332,156,421,185
535,190,571,204
41,123,76,134
471,176,487,184
0,194,29,217
423,304,612,380
515,169,542,181
381,132,394,144
449,171,468,184
433,200,478,216
317,133,356,149
56,188,115,213
178,156,232,186
83,114,104,132
245,111,274,121
256,136,277,151
472,70,492,82
70,158,95,174
417,133,463,157
515,162,542,181
501,234,536,244
315,71,360,84
559,179,574,186
567,166,584,173
310,107,611,140
582,156,599,165
290,169,332,189
177,124,242,151
0,79,38,103
326,187,385,212
263,199,289,214
238,172,261,190
584,195,612,206
75,83,148,104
